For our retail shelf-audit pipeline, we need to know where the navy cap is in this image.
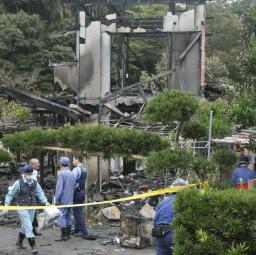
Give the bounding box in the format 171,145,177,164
60,156,70,166
240,155,249,166
21,164,33,173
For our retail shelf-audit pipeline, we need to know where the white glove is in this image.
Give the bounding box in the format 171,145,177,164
0,210,8,216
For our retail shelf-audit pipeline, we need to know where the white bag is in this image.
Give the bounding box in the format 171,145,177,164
44,207,61,222
37,208,61,230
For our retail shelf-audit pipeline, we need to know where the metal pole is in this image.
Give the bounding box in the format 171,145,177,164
207,111,213,160
76,2,81,105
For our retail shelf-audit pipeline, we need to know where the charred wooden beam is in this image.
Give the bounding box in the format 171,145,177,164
0,87,88,121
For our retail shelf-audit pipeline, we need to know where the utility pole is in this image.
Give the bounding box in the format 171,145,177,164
167,1,176,90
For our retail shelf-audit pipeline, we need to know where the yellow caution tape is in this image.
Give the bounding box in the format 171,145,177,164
0,182,208,211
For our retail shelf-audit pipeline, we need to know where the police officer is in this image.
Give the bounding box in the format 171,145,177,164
232,155,256,189
71,154,96,240
29,158,42,236
54,156,76,241
152,179,187,255
2,165,50,254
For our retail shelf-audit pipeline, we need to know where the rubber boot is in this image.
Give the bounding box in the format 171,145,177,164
33,227,42,236
55,228,68,241
66,226,71,240
27,238,38,255
16,232,26,249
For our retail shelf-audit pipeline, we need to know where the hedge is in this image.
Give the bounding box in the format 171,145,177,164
1,125,169,158
173,189,256,255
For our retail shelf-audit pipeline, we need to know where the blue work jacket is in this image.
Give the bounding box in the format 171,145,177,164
153,195,176,226
55,168,76,205
231,166,256,185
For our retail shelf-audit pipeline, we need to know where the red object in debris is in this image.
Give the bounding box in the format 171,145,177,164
235,183,249,190
138,185,149,192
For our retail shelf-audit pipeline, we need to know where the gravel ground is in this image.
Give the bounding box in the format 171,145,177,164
0,224,155,255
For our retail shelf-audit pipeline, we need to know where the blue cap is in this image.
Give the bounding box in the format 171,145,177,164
21,164,33,173
60,156,70,166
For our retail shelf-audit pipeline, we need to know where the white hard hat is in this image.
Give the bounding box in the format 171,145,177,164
170,178,188,188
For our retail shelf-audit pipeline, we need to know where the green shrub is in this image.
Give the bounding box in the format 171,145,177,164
0,149,12,163
1,125,168,158
212,147,238,175
145,148,192,176
182,121,208,140
145,149,219,178
173,189,256,255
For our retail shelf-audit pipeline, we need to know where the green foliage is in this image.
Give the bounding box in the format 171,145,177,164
145,148,219,179
229,91,256,128
238,1,256,89
182,121,208,140
206,1,242,84
0,149,12,163
173,189,256,255
242,1,256,41
2,0,71,30
124,4,167,83
145,148,192,176
227,243,249,255
246,136,256,153
195,99,232,139
240,37,256,86
0,2,74,94
212,147,238,176
191,155,218,181
1,125,168,158
144,90,199,125
0,98,31,122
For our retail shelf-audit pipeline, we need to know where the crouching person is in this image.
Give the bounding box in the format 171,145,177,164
3,165,50,254
152,179,187,255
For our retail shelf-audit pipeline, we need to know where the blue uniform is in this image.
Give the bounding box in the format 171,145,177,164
72,163,88,237
5,177,48,238
153,196,176,255
55,168,76,228
231,166,255,185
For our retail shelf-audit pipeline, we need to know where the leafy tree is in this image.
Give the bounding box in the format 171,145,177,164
145,148,192,177
144,90,199,146
2,0,71,30
0,10,74,94
237,1,256,89
182,121,208,141
146,148,219,180
229,91,256,128
195,99,232,139
206,1,242,84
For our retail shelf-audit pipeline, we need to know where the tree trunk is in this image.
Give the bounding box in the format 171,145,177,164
175,123,182,148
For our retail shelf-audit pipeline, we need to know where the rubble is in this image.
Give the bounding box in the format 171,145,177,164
100,206,121,221
139,203,156,219
0,161,170,252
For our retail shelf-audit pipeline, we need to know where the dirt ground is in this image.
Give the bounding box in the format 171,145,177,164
0,224,155,255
